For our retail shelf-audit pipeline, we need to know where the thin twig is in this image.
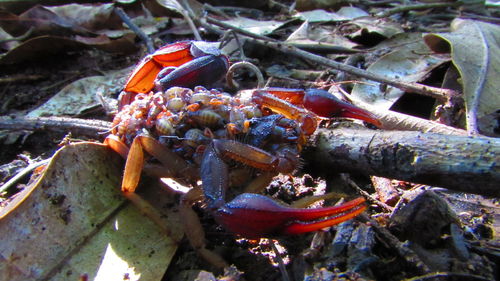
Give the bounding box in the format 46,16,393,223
0,158,51,194
376,2,464,18
344,93,468,135
403,272,493,281
179,0,202,41
205,16,279,43
203,17,458,102
0,74,46,84
361,0,403,6
340,173,394,212
270,240,291,281
114,7,155,53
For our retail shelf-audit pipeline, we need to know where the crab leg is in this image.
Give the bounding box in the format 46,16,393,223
121,136,144,193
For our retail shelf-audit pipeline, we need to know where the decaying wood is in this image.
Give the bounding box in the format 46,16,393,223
2,117,498,197
306,128,500,197
0,116,112,137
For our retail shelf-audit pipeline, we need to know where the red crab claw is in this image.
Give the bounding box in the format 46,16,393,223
124,41,193,94
213,193,366,239
119,41,228,109
304,89,382,127
155,54,229,91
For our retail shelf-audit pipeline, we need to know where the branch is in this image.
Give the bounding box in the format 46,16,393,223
0,116,112,137
203,17,458,101
305,128,500,197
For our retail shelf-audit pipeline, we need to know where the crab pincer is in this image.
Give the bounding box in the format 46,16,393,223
213,193,366,239
256,88,382,128
304,89,382,127
200,140,367,239
119,41,229,109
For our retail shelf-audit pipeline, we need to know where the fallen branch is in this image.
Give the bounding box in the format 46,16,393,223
346,95,468,135
203,17,458,102
2,116,496,197
0,116,112,137
114,7,155,53
305,128,500,197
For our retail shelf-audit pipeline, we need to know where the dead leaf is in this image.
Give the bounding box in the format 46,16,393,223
286,21,358,50
46,4,122,32
296,7,368,23
0,34,137,65
424,19,500,136
0,5,93,38
222,17,287,36
343,17,404,40
351,33,449,109
0,142,180,281
0,36,85,64
27,68,132,118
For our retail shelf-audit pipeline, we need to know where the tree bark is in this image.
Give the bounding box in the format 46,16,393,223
305,128,500,197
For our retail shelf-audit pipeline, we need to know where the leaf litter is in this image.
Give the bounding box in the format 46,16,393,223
0,1,498,280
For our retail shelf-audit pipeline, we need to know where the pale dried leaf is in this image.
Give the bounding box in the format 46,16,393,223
296,7,368,23
351,33,448,109
27,68,131,118
286,21,358,49
46,4,121,31
0,143,180,281
424,19,500,136
297,9,349,23
347,17,404,39
222,17,286,36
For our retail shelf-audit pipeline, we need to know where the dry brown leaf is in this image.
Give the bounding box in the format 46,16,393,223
0,5,93,38
0,34,137,65
46,4,122,32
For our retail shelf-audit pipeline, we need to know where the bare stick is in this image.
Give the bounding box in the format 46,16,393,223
203,17,458,101
270,240,291,281
114,7,155,53
0,116,112,137
177,0,202,41
306,128,500,197
340,173,394,212
376,2,463,18
0,158,51,193
347,95,468,135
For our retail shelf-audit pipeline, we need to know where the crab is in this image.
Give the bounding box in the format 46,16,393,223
105,41,380,268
